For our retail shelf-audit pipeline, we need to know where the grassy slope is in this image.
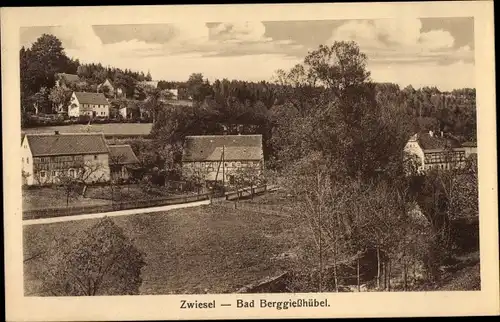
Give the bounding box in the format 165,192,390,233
23,205,306,295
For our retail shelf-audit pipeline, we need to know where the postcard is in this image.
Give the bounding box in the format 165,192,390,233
2,1,499,320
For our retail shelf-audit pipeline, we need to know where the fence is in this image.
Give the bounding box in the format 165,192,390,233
23,184,271,220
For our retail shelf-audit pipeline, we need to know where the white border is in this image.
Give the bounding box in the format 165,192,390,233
2,2,498,320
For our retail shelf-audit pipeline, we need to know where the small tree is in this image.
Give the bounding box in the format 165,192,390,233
109,153,127,206
39,217,146,296
56,161,107,207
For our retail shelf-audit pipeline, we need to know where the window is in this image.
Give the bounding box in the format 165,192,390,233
40,171,46,178
22,157,24,163
236,162,241,167
27,157,29,164
69,169,75,177
52,170,57,177
94,155,98,160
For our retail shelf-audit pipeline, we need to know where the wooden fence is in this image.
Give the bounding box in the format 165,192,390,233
23,184,271,220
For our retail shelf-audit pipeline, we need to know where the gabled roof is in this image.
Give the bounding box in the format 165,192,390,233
462,141,477,148
415,132,461,150
74,92,109,105
56,73,81,83
24,133,109,157
108,145,140,165
182,135,263,162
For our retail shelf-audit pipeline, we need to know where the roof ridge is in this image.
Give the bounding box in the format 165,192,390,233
185,134,263,137
26,132,105,135
108,144,132,147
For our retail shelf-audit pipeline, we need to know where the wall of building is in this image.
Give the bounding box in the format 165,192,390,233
68,94,80,118
27,153,110,186
404,140,425,173
83,153,110,183
182,160,263,183
21,137,34,185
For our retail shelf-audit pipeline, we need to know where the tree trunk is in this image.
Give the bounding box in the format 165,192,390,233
388,259,391,292
357,257,360,292
319,211,323,293
383,261,387,290
404,261,408,291
376,246,381,290
333,240,338,292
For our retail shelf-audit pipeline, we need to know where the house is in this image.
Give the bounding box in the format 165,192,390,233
166,88,178,100
21,132,111,186
404,130,473,173
140,80,159,88
68,92,110,118
182,134,264,185
108,145,140,181
461,141,478,158
55,73,82,88
97,78,125,98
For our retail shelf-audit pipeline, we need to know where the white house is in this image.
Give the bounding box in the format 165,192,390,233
404,131,476,174
166,88,179,99
68,92,110,118
21,132,111,186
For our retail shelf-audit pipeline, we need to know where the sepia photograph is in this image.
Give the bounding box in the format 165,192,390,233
2,2,499,321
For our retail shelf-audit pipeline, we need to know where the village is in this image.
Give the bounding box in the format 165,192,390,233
21,26,480,296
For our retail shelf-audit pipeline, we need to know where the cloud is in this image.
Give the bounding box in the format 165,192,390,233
369,60,474,91
211,21,271,43
329,18,463,59
328,18,474,89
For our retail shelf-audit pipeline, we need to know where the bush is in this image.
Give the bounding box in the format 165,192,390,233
37,217,146,296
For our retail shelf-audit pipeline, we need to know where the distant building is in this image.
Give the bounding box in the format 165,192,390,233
404,131,476,173
97,78,125,98
166,88,178,100
21,132,111,186
55,73,82,88
108,145,140,181
140,80,159,88
182,134,264,185
68,92,110,118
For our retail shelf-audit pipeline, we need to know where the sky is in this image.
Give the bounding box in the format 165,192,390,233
20,18,475,91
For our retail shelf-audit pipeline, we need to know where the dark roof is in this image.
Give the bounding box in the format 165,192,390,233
56,73,80,83
417,132,461,150
462,141,477,147
74,92,109,105
108,145,140,164
182,135,263,162
25,133,109,156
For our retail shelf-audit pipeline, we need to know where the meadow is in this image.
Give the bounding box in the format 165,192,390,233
23,204,308,295
22,123,153,136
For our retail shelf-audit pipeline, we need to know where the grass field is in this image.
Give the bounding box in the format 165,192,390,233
22,187,111,211
22,123,153,136
23,205,307,295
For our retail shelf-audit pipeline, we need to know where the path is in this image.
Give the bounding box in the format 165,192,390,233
23,199,214,226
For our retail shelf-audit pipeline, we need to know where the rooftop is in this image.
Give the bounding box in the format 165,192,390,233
462,141,477,148
108,145,140,165
416,131,461,150
182,135,263,162
74,92,109,105
24,132,109,157
56,73,80,83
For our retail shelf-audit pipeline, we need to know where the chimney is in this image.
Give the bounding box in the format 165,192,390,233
429,130,433,137
55,131,60,135
441,131,444,138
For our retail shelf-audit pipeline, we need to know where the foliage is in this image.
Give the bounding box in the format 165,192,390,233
38,217,146,296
